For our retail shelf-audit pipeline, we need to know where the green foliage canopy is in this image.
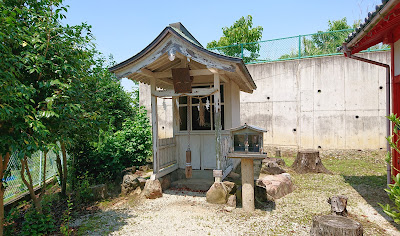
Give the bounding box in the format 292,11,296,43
207,15,263,63
70,108,152,184
0,0,94,157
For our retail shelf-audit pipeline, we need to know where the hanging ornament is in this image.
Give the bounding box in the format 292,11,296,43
199,99,205,126
174,99,181,124
205,98,210,111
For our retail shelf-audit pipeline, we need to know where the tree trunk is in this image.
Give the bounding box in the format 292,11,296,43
311,215,363,236
20,156,42,213
61,141,67,197
0,152,10,236
291,150,331,174
55,153,63,185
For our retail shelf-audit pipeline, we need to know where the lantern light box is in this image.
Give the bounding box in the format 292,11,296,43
230,123,267,154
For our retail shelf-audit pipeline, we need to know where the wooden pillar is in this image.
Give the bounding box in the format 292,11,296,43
241,158,255,212
214,72,222,182
150,77,159,179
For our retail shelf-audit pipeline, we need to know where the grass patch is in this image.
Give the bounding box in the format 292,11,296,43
77,212,128,235
275,151,397,235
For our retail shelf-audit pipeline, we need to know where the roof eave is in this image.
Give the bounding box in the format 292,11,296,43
110,25,257,93
346,0,400,50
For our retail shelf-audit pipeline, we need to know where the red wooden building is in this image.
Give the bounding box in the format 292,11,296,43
341,0,400,184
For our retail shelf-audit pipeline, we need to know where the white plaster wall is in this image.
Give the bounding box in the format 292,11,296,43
242,51,390,150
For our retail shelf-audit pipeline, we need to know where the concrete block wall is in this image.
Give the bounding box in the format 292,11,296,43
242,51,390,150
139,51,390,150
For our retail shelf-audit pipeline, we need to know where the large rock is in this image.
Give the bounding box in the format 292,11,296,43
223,181,237,194
123,166,137,175
159,175,171,190
89,184,107,200
256,174,294,200
227,194,236,207
121,174,140,196
206,182,229,204
142,179,163,199
227,171,240,180
137,177,147,189
261,158,286,175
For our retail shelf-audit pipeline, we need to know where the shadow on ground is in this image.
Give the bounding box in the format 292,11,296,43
343,175,400,231
72,209,133,235
167,186,276,212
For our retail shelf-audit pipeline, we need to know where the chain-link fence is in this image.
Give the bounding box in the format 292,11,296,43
209,29,390,64
4,150,60,204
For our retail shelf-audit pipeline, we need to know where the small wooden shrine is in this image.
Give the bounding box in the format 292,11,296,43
227,124,267,211
230,123,266,154
109,22,257,182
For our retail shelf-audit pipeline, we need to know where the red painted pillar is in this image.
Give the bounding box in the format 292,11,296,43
391,44,400,178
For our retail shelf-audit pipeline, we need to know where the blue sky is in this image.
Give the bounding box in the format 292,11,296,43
62,0,381,91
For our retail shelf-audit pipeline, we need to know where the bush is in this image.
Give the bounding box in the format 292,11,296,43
381,113,400,224
75,173,94,203
102,111,152,168
21,206,55,235
380,174,400,223
71,108,152,184
4,208,19,236
60,197,73,236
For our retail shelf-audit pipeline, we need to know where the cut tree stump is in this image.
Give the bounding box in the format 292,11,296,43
311,215,363,236
291,150,332,174
328,195,348,217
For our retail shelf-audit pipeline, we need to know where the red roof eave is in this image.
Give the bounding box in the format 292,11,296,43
349,4,400,54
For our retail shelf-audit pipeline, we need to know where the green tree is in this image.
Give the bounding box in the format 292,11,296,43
279,18,357,59
207,15,263,63
0,0,94,230
304,18,357,56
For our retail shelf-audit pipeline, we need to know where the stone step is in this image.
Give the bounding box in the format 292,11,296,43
170,178,214,191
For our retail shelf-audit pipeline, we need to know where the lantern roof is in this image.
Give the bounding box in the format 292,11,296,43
230,123,267,133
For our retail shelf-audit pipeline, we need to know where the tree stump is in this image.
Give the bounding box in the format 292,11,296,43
311,215,363,236
328,195,348,217
291,150,331,174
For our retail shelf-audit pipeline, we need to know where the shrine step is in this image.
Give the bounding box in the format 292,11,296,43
170,178,214,192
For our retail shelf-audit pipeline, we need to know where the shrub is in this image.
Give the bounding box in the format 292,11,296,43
381,113,400,224
4,207,19,236
71,108,152,184
75,173,94,203
21,206,55,235
60,197,73,236
102,110,152,168
380,174,400,223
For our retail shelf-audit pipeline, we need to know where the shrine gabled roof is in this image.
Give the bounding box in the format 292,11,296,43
109,22,257,93
338,0,400,54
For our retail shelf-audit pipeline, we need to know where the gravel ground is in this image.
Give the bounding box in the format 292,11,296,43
73,187,399,236
73,151,400,236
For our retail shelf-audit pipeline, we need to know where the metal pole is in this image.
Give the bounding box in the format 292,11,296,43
347,53,391,186
39,152,42,186
241,43,244,59
298,35,302,59
386,67,391,186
